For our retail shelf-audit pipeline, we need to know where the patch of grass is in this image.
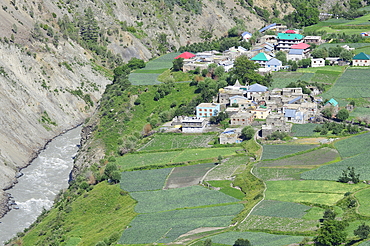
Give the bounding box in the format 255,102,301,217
355,188,370,216
265,180,367,206
21,182,137,246
128,72,162,85
207,180,245,200
157,69,192,82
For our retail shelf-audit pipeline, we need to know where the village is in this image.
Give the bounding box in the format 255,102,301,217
164,23,363,143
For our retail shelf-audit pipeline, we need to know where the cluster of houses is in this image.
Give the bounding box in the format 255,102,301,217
169,79,320,143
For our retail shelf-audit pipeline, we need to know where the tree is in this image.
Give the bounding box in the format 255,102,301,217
323,209,336,221
233,238,251,246
230,55,261,85
321,107,334,118
339,49,353,61
241,126,255,141
275,51,287,65
204,239,212,246
172,58,184,71
80,7,100,44
354,223,370,239
311,48,328,58
338,167,360,184
336,109,349,121
299,58,311,68
314,220,348,246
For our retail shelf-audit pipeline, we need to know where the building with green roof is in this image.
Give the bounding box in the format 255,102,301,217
353,52,370,66
250,52,271,66
276,33,305,51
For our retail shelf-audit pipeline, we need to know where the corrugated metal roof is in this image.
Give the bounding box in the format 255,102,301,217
289,49,304,55
285,109,296,118
266,58,282,66
277,33,304,40
288,96,302,104
248,83,268,92
259,23,276,33
353,52,370,60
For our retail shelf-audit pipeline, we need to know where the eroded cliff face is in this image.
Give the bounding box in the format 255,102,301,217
0,40,113,216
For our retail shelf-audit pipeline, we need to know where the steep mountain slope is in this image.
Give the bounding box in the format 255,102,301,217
0,0,298,216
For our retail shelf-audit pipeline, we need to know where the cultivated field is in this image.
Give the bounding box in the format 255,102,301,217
250,200,311,218
271,72,314,89
206,180,245,199
261,144,318,160
120,168,172,192
265,180,366,205
128,53,180,85
205,155,248,181
119,204,243,244
130,185,240,213
291,123,319,137
322,68,370,102
201,231,304,246
254,167,311,181
141,134,215,151
164,163,216,189
116,147,239,170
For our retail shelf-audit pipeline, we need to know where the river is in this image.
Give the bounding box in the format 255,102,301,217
0,126,82,245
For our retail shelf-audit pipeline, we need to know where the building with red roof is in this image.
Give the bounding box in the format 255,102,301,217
174,52,195,59
290,43,310,50
285,30,296,34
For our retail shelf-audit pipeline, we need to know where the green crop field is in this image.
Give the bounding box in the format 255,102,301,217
116,147,239,170
261,144,318,160
239,215,318,232
258,148,339,168
130,185,240,213
128,53,180,85
350,107,370,118
116,151,180,170
270,72,314,89
141,134,215,151
265,180,366,205
120,167,172,192
172,147,240,163
205,155,248,181
254,167,311,181
355,188,370,216
321,68,370,101
119,204,243,244
335,132,370,158
310,70,342,84
203,231,304,246
291,123,319,137
300,152,370,180
165,163,216,189
251,200,311,218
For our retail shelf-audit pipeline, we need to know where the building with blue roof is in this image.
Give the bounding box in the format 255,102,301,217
288,49,305,61
265,58,282,71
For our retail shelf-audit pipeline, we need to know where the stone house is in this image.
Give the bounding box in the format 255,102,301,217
261,114,292,138
230,111,255,126
219,128,243,144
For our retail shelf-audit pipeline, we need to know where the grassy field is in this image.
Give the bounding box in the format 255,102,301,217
21,182,137,246
355,188,370,216
141,134,215,151
205,155,248,181
165,163,216,189
265,180,367,205
335,132,370,158
120,167,172,192
261,144,318,160
130,185,240,213
201,231,304,246
270,72,313,89
116,147,239,170
207,180,245,199
119,204,243,244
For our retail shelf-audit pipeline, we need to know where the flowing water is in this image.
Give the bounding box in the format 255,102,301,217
0,126,82,245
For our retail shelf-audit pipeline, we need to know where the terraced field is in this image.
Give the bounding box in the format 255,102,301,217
141,134,215,150
261,144,318,160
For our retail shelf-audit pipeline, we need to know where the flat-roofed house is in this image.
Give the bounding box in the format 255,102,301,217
196,103,220,118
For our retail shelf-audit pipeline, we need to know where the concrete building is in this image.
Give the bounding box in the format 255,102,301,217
219,128,243,144
230,111,255,126
196,103,221,118
276,33,305,51
352,52,370,66
265,58,283,71
311,58,325,67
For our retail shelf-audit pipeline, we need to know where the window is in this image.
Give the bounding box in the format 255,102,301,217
204,109,207,112
209,109,212,112
199,113,202,116
199,109,202,111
